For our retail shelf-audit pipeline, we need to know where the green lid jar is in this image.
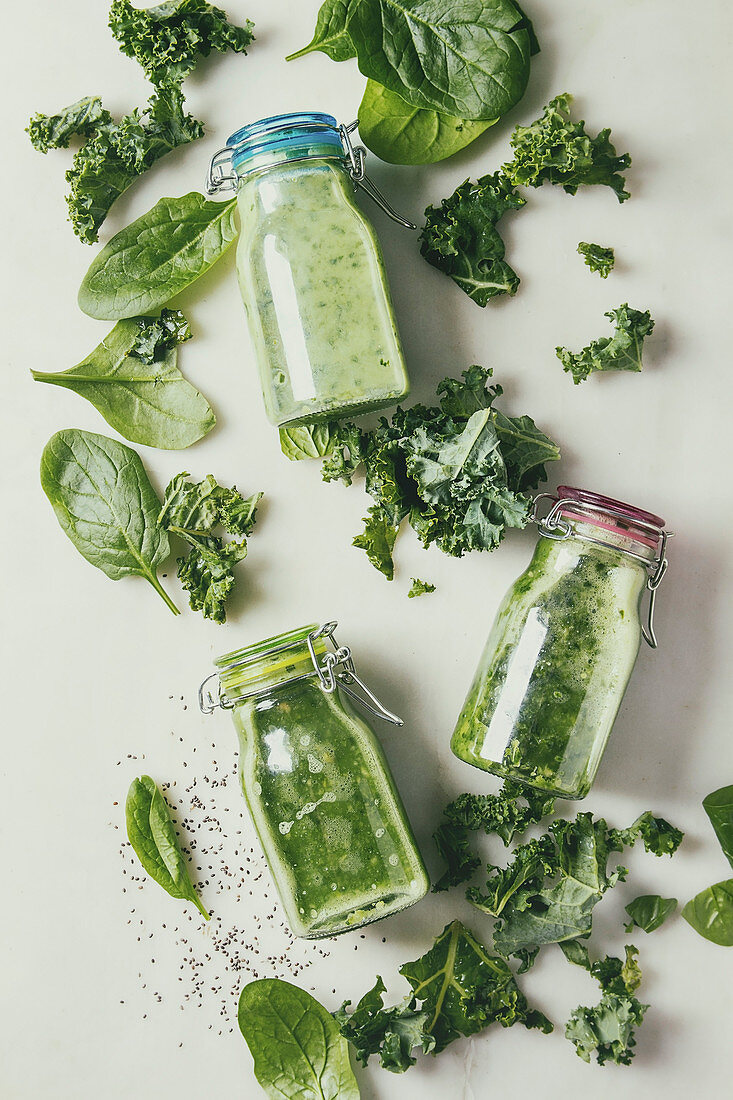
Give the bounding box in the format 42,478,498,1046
200,621,429,938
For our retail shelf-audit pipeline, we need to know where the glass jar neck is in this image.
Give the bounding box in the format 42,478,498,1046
216,625,326,705
560,514,657,567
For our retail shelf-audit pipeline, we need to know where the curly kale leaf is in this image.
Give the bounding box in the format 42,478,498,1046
157,472,262,622
129,307,192,363
334,922,551,1072
557,304,656,384
578,241,615,278
613,810,684,857
420,172,526,306
26,96,109,153
407,578,436,598
352,506,400,580
565,946,648,1066
505,93,631,202
109,0,254,85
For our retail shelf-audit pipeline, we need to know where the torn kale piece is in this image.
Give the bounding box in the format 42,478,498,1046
565,945,648,1066
577,241,615,278
557,304,655,383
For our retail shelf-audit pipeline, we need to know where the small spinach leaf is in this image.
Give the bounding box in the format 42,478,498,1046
286,0,356,61
126,775,209,918
238,979,360,1100
78,192,238,320
346,0,531,121
682,880,733,946
624,894,677,934
358,81,495,165
703,784,733,869
32,313,214,450
40,429,178,614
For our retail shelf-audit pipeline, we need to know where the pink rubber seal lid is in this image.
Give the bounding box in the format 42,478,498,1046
556,485,665,549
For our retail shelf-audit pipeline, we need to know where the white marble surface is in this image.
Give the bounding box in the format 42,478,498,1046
2,1,731,1096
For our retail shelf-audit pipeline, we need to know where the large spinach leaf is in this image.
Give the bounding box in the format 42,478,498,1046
239,979,360,1100
40,429,178,614
286,0,356,61
682,881,733,946
346,0,531,120
703,784,733,869
32,313,215,449
358,80,495,165
78,193,238,320
126,775,209,919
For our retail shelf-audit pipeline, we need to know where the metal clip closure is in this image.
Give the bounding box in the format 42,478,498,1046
338,122,417,230
307,622,404,725
198,671,228,714
531,493,670,650
205,146,238,195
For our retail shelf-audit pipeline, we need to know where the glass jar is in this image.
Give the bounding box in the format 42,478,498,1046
199,621,429,938
451,486,670,800
206,112,410,426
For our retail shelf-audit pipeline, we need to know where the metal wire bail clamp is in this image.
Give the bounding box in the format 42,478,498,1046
531,493,671,650
338,121,417,230
307,622,403,725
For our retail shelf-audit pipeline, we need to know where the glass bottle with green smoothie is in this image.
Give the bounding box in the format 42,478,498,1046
206,112,411,426
199,622,429,938
451,487,670,800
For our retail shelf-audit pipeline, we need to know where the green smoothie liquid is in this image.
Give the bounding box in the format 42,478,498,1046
236,160,409,426
451,535,647,799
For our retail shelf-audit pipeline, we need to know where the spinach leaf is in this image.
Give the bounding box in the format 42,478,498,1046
158,472,262,623
703,784,733,869
408,577,435,597
109,0,255,85
565,945,648,1066
78,193,238,320
577,241,615,279
556,304,655,384
624,894,677,934
31,313,214,450
682,880,733,946
40,429,178,614
286,0,356,61
126,775,209,918
353,506,399,579
420,172,526,306
238,979,360,1100
346,0,531,121
505,93,631,201
336,921,551,1071
358,81,495,165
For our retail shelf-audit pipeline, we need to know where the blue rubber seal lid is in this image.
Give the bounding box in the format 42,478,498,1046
227,111,343,172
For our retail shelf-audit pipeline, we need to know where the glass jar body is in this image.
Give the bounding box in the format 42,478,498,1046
451,534,648,799
231,677,428,938
235,158,409,426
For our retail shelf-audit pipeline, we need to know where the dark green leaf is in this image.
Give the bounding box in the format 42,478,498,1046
239,979,360,1099
126,775,208,918
420,172,525,306
432,823,482,892
321,424,366,484
559,939,591,969
565,947,647,1066
682,880,733,946
437,364,502,417
26,96,108,153
556,304,655,384
702,784,733,869
577,241,615,279
408,577,435,597
511,1,540,55
129,307,192,363
158,472,262,622
334,977,431,1073
624,894,677,934
79,192,238,319
353,506,399,578
614,810,684,857
286,0,356,61
346,0,531,121
32,313,213,449
358,81,495,165
40,429,178,614
505,93,631,201
109,0,254,85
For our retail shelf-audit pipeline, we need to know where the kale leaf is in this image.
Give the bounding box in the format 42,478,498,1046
334,921,552,1073
157,472,262,623
352,506,400,580
129,307,192,363
27,96,108,152
505,93,631,201
565,945,648,1066
408,578,436,598
557,304,656,384
577,241,615,278
420,172,526,305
